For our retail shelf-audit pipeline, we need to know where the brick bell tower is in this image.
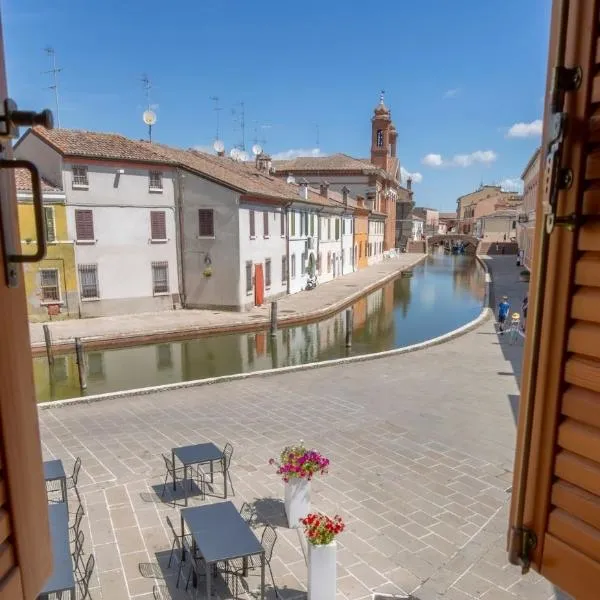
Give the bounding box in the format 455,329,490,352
370,91,397,174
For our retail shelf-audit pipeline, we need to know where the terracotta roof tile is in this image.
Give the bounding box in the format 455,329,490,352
30,127,171,164
273,153,380,174
15,168,62,193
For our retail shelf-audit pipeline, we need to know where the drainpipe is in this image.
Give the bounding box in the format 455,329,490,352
174,168,187,307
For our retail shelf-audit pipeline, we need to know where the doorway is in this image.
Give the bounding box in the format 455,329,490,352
254,263,264,306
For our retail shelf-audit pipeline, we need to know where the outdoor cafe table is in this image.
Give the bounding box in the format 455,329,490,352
44,459,68,509
38,503,75,599
172,442,225,506
181,501,265,599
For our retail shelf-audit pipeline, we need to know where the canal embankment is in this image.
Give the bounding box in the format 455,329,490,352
30,254,426,356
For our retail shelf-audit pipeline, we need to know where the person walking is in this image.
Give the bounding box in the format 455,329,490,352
498,295,510,333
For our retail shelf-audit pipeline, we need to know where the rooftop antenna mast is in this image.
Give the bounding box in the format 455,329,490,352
43,47,62,128
316,124,320,150
231,101,246,151
252,121,268,149
210,96,222,141
140,74,156,142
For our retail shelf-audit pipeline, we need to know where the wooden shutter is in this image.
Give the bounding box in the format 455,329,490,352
263,211,269,237
75,209,94,240
0,7,52,597
150,210,166,240
508,1,600,597
249,210,256,237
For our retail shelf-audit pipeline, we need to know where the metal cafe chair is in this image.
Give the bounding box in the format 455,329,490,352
197,442,234,498
46,457,82,505
69,503,85,544
160,454,192,502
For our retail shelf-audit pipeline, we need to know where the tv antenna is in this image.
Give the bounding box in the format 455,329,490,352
231,101,246,151
315,124,320,149
43,47,62,128
252,121,268,150
140,74,156,142
210,96,222,141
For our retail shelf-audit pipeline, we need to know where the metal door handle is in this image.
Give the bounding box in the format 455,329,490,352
1,159,47,262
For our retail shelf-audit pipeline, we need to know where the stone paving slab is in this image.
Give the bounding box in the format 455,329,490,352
37,256,564,600
30,254,425,351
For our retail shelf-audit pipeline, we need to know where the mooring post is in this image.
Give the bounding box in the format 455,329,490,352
345,308,353,348
270,301,278,337
74,337,87,392
43,324,54,366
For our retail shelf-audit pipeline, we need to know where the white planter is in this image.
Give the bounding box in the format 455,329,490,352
284,477,310,528
308,541,336,600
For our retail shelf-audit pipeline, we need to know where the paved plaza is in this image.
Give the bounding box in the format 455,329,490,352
30,254,424,353
37,257,561,600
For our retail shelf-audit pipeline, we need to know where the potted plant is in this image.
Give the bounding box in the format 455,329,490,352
203,266,213,278
301,513,345,600
269,441,329,528
519,269,530,282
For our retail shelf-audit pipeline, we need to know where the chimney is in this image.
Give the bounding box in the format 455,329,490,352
256,152,272,172
341,185,349,207
319,180,330,197
407,177,412,191
299,178,309,200
357,195,364,208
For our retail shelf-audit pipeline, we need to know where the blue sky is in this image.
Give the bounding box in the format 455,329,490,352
4,0,550,211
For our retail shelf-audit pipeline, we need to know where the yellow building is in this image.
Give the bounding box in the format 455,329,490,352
16,169,78,321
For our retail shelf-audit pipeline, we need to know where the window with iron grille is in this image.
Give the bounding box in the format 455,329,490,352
198,209,214,237
265,258,271,287
246,261,253,293
72,165,89,187
152,261,169,295
75,209,94,241
149,170,163,191
263,211,269,237
150,211,167,240
40,269,60,302
78,264,99,299
44,206,56,243
280,212,285,236
249,210,256,237
281,256,287,283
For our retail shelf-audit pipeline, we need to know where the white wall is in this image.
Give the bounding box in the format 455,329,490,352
65,162,179,317
317,213,342,283
288,207,319,294
412,219,424,240
341,215,354,274
239,203,287,310
14,131,63,187
368,219,385,265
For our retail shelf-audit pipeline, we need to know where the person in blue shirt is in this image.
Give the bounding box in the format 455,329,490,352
498,295,510,332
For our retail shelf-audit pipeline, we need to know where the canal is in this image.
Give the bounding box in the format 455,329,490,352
34,252,486,403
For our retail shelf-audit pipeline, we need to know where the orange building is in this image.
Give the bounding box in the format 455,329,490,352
354,200,369,269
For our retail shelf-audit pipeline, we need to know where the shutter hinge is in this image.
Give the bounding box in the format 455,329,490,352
509,526,537,574
552,66,583,93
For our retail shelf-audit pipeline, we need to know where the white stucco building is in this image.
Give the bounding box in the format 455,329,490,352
367,216,385,265
15,128,180,317
411,214,424,240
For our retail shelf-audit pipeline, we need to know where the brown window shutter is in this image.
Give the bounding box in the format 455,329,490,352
198,209,214,237
75,209,94,240
150,211,166,240
508,1,600,597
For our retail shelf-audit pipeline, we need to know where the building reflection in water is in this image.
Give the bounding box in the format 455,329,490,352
34,254,484,403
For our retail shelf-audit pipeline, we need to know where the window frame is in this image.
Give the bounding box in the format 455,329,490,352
291,254,296,278
281,255,287,283
151,261,170,296
249,210,256,239
265,258,271,288
39,268,61,304
150,210,167,242
74,209,95,243
280,211,286,237
78,263,100,301
198,209,215,238
149,170,163,192
71,165,89,189
263,211,270,238
245,261,253,294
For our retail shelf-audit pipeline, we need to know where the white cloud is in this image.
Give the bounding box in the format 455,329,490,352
421,150,497,168
507,119,543,138
422,153,443,167
444,88,460,99
400,166,423,184
500,177,524,193
271,148,326,160
192,145,216,154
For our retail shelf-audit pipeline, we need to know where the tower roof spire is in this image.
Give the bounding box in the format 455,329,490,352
374,90,390,117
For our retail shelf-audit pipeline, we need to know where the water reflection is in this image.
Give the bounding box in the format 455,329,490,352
34,253,484,402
